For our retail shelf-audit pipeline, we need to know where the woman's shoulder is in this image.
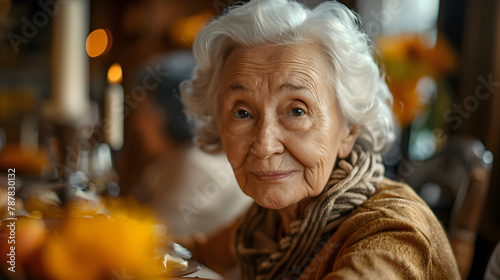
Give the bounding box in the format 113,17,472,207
355,177,442,231
370,177,426,204
315,177,460,279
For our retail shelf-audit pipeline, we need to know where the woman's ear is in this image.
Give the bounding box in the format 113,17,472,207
338,124,360,158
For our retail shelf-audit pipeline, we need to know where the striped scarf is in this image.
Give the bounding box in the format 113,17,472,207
235,146,385,280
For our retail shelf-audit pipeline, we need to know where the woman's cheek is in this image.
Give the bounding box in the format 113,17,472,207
220,122,250,165
281,115,313,131
295,137,326,168
226,115,255,134
287,124,332,178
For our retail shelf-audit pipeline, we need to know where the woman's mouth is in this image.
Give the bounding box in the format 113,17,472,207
251,171,297,181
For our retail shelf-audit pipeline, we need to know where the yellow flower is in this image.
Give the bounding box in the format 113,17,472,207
377,33,456,128
42,215,159,280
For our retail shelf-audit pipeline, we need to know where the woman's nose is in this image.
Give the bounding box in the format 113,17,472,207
250,117,284,159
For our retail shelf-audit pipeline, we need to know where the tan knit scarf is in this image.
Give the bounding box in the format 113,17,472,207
235,146,385,280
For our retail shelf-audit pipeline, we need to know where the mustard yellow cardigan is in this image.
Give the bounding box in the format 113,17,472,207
298,178,460,279
185,178,461,279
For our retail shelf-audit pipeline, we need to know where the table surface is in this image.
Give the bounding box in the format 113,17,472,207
168,263,223,280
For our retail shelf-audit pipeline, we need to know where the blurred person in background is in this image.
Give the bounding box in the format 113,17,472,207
124,51,252,235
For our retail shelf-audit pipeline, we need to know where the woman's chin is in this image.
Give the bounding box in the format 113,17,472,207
251,191,298,210
255,200,288,210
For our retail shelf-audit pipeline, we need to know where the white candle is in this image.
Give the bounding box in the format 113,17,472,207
104,63,124,150
45,0,90,123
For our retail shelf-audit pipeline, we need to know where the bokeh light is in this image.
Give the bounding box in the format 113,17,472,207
107,63,123,84
86,29,112,58
169,12,213,47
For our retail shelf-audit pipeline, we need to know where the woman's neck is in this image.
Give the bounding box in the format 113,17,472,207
277,198,311,234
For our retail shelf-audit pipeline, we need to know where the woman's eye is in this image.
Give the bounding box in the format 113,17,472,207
233,110,250,119
288,108,305,116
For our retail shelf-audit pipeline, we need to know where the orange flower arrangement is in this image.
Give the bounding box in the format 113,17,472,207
377,33,456,128
0,198,169,280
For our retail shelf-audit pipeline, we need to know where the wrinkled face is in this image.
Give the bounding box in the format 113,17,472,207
219,43,358,210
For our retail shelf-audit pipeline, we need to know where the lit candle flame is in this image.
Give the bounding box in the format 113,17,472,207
107,63,122,84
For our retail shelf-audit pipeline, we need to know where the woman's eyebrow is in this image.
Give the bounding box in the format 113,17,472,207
223,83,253,97
228,84,249,92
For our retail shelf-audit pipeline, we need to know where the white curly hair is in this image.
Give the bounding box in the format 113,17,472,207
181,0,395,154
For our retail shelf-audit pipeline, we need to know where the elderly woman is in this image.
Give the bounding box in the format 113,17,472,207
180,0,460,279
